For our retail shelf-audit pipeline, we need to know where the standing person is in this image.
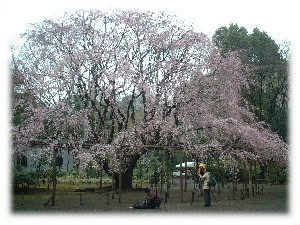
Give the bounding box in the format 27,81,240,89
199,166,211,207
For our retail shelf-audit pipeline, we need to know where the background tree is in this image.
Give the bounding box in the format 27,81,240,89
213,24,289,142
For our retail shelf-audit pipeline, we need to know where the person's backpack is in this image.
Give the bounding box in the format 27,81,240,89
208,175,217,187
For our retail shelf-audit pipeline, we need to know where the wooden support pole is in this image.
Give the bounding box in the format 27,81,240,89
106,193,110,205
240,189,245,200
244,160,248,196
118,172,122,203
111,169,115,199
167,170,171,194
164,191,169,204
276,165,279,184
160,171,163,192
100,159,103,188
166,151,170,197
160,150,164,193
184,159,187,192
254,161,258,193
80,193,83,205
232,165,235,200
249,161,252,185
21,191,24,206
217,155,220,202
118,151,122,204
267,164,270,186
180,151,183,202
51,147,57,206
191,190,195,205
200,171,203,197
235,169,238,192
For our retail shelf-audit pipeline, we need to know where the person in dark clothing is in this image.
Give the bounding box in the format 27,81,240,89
144,188,162,209
133,188,162,209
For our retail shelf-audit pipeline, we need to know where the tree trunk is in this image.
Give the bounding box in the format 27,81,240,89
114,168,134,190
104,153,142,190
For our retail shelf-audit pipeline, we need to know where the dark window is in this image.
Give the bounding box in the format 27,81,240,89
56,156,63,166
17,155,27,167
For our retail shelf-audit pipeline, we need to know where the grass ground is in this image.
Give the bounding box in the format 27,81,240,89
12,178,288,215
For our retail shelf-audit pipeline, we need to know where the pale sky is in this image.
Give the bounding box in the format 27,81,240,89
1,0,298,44
1,0,300,224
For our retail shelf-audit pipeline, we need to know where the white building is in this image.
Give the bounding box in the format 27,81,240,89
13,146,76,173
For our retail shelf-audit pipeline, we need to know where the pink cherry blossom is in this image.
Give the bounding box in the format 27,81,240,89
11,10,288,186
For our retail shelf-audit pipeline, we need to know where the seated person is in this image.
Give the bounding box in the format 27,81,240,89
133,188,162,209
145,188,162,209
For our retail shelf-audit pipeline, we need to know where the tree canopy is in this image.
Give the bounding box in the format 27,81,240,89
11,10,288,189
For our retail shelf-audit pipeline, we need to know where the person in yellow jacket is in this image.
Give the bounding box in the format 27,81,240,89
199,166,211,207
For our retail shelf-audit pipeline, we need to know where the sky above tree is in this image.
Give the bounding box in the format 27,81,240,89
0,0,297,44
